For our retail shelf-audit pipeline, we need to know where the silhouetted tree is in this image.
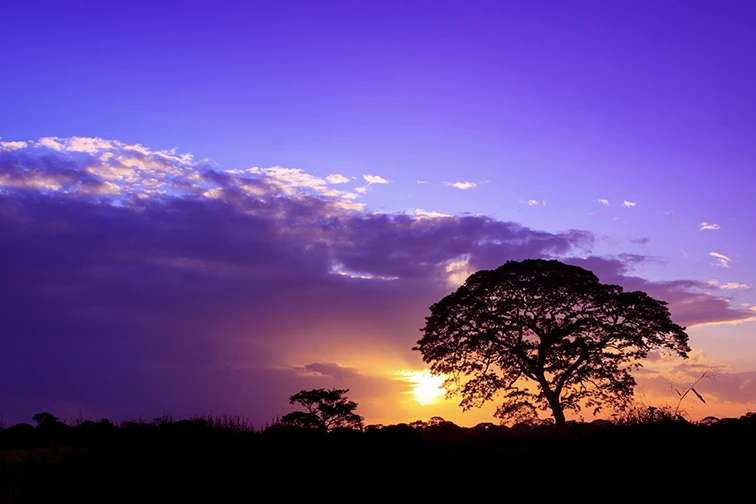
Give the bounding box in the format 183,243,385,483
282,388,364,431
32,412,59,426
409,420,426,429
414,259,690,427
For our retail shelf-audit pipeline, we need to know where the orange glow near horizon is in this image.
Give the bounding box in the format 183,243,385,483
398,370,447,405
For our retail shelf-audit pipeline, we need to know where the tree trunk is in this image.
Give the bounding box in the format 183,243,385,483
545,391,566,427
537,374,566,427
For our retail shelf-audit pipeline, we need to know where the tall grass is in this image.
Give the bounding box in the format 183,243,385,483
612,403,681,425
202,413,256,433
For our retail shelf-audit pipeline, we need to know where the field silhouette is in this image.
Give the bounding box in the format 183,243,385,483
1,409,755,502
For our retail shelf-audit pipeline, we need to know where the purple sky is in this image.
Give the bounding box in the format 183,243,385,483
1,1,755,425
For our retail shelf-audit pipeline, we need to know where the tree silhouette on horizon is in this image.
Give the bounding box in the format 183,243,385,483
282,388,364,431
414,259,690,426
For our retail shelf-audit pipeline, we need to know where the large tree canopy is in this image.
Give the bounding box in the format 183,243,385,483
414,259,690,426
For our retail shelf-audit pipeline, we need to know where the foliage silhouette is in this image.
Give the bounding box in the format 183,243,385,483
281,388,364,431
414,259,690,426
673,370,713,416
32,412,59,427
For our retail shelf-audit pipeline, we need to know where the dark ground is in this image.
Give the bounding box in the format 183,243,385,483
1,415,754,503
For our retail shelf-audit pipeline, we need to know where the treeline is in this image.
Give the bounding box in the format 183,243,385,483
1,410,755,502
3,407,756,443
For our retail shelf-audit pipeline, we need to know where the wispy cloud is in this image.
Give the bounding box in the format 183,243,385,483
325,174,350,184
412,209,452,219
721,282,750,290
363,174,389,184
445,181,476,190
700,222,720,231
416,180,426,184
710,251,733,268
709,280,751,290
596,199,609,205
622,200,636,208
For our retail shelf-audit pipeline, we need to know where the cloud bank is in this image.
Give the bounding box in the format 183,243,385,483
0,137,752,425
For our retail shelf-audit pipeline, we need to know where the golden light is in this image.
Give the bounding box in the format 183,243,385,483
398,370,446,405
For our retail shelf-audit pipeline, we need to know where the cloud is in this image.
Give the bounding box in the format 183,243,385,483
444,255,474,286
363,174,389,184
719,282,751,290
700,222,721,231
640,347,727,381
630,237,650,245
622,201,636,208
36,137,66,151
630,349,756,411
325,174,350,184
596,199,609,205
412,209,452,219
565,256,755,327
0,141,28,151
229,166,359,203
445,181,476,190
525,200,539,206
635,360,756,406
706,279,748,290
64,137,118,154
295,363,360,380
710,251,733,268
416,180,426,184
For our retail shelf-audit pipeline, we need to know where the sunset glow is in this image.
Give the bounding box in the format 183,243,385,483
399,370,447,405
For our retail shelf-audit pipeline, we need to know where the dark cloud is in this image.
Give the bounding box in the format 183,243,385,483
565,256,755,327
0,153,86,191
0,145,593,425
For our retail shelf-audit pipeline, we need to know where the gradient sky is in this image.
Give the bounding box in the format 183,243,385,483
2,0,756,426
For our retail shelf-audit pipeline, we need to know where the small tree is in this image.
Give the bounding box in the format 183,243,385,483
32,412,59,427
282,388,364,431
414,259,690,427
